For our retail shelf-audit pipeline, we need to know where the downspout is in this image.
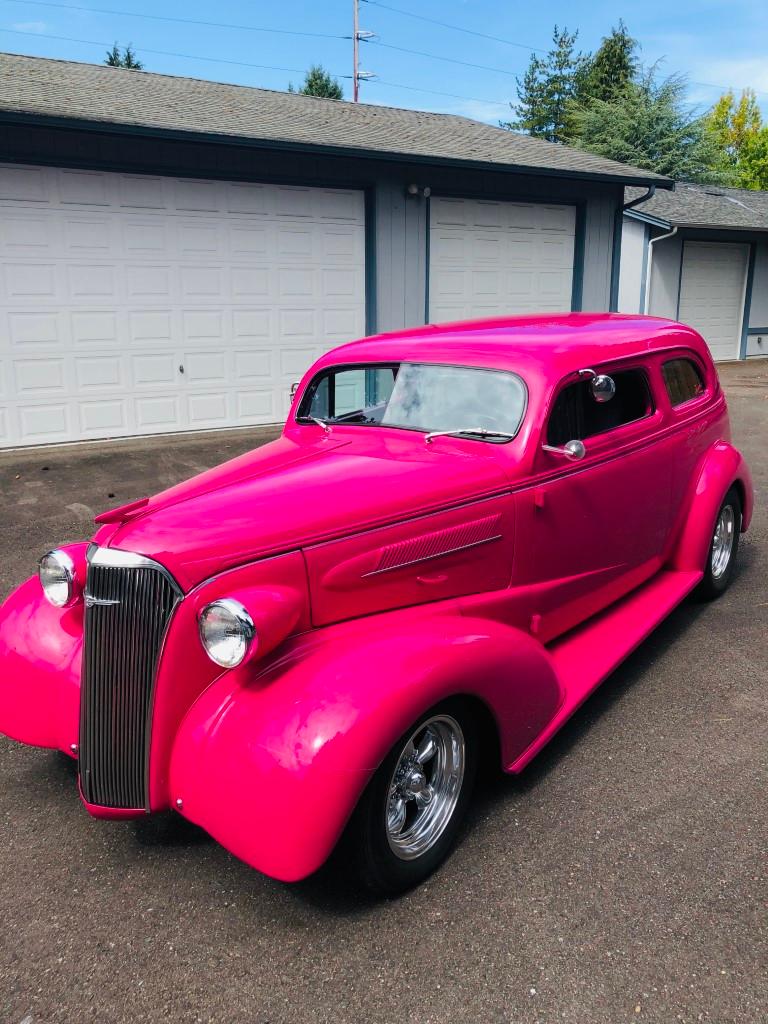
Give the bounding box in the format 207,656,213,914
609,185,657,312
643,225,678,315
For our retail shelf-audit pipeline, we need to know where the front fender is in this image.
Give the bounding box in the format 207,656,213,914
671,442,754,573
0,543,88,753
169,610,561,881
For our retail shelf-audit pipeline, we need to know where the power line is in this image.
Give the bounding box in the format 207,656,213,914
0,29,346,76
2,0,348,41
363,0,768,100
0,29,512,108
361,0,546,53
369,40,516,77
374,79,509,107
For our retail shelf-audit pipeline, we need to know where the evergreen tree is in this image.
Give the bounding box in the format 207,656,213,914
577,21,637,104
502,26,586,143
288,65,344,100
104,43,143,70
571,69,732,183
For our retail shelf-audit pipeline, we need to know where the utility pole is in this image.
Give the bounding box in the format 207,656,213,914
353,0,360,102
352,0,375,101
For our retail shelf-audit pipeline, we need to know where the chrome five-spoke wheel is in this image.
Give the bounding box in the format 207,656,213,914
697,487,741,601
386,715,465,860
343,701,477,893
711,503,735,580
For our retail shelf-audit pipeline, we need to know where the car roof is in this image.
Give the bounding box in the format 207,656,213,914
316,314,710,383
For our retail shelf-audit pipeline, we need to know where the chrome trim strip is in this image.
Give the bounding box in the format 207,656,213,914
361,533,503,578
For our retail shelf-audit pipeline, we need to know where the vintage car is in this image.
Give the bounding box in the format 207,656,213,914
0,314,753,893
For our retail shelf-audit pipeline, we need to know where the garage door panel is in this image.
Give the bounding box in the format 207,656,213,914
0,164,365,446
678,242,747,362
429,197,575,322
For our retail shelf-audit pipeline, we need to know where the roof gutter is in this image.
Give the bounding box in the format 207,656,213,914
643,225,678,315
609,185,657,311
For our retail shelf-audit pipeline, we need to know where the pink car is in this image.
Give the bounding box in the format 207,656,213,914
0,314,753,893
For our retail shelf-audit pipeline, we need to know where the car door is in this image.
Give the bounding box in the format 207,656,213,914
517,364,672,643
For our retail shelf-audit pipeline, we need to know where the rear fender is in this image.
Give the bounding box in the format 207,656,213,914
0,543,88,753
670,442,754,573
169,611,562,881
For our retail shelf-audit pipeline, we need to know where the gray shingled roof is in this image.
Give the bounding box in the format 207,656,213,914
0,52,672,186
626,182,768,231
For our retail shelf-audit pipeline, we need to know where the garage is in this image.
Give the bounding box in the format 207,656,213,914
428,197,576,322
0,163,366,446
678,241,749,361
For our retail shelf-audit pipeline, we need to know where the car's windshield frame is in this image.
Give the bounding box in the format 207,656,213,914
295,360,529,443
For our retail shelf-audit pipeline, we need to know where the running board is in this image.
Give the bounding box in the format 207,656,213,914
507,569,702,773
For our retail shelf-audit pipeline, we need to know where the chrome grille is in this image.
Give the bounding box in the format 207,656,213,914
79,548,180,809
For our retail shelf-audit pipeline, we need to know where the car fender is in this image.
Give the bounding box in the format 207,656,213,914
169,610,562,881
0,542,88,753
670,442,754,573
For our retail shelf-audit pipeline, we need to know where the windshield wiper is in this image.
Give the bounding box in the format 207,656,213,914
424,427,513,445
297,415,332,434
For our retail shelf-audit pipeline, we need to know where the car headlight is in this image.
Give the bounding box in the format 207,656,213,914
39,549,78,608
198,598,256,668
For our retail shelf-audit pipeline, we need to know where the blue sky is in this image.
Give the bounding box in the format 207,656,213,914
2,0,767,121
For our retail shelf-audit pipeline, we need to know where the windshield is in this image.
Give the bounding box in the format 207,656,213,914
297,362,527,441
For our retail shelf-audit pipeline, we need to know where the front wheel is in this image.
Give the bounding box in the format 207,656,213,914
343,701,477,894
696,487,742,600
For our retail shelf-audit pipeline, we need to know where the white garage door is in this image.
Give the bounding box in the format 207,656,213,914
428,197,576,322
0,164,366,447
678,242,748,362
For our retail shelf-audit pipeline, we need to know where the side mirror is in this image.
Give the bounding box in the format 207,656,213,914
542,439,586,460
290,381,300,400
590,374,616,403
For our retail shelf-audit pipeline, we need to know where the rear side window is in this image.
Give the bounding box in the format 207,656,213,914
662,358,706,407
548,369,652,446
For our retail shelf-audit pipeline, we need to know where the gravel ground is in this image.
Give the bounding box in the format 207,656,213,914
0,363,765,1024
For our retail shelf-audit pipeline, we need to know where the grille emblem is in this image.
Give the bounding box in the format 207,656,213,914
84,594,121,607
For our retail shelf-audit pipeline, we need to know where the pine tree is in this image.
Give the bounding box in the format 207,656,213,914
104,43,143,70
577,21,637,104
502,26,585,143
288,65,344,100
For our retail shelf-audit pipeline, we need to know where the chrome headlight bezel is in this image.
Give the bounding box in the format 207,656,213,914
198,598,256,668
38,549,78,608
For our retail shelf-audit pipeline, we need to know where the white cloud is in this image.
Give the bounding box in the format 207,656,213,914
12,21,48,33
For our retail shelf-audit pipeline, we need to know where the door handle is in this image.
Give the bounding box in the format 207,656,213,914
417,572,449,586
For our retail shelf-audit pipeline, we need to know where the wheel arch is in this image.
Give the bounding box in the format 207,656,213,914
169,611,562,880
670,441,753,573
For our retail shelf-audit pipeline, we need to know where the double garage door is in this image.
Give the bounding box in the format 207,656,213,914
0,164,366,447
0,169,577,448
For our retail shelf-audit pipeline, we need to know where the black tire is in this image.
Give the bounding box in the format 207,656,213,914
696,487,742,601
342,699,477,895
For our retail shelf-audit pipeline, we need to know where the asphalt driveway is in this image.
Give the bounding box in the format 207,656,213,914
0,363,765,1024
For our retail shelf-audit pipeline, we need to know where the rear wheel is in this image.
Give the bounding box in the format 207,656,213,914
344,701,477,894
696,487,741,600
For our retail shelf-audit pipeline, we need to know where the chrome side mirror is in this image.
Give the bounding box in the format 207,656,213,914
290,381,300,400
590,374,616,403
542,439,586,460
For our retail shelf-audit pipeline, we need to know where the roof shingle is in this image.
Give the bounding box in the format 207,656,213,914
0,52,672,186
626,182,768,231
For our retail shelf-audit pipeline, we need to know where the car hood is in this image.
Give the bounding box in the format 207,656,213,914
94,432,510,591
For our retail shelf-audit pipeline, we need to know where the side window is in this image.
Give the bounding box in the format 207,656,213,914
548,369,652,446
662,358,705,407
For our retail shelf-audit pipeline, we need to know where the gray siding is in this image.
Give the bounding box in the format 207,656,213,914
647,231,683,320
618,218,647,313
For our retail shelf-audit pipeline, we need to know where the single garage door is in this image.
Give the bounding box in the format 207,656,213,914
678,241,748,361
428,197,576,322
0,164,366,447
